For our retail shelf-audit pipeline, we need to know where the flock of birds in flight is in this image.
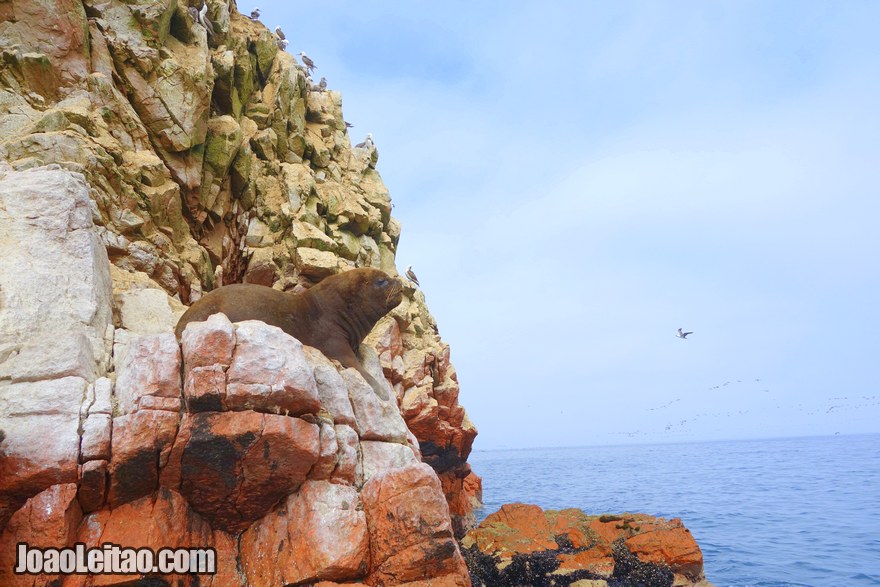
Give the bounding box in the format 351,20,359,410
608,326,879,438
194,5,876,441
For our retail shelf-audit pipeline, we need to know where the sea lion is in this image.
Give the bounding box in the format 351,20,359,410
175,268,403,399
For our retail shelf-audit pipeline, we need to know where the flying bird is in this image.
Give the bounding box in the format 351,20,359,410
248,7,260,20
355,133,374,149
345,121,354,129
405,265,420,287
299,51,316,74
676,328,693,339
274,26,285,40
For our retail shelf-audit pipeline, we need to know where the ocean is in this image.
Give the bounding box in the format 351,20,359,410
468,434,880,587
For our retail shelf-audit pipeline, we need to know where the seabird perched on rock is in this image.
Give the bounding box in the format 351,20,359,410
676,328,693,339
315,77,327,91
274,26,286,40
299,51,316,74
405,265,420,287
355,133,374,149
188,6,199,23
277,38,289,50
198,3,215,38
248,7,260,20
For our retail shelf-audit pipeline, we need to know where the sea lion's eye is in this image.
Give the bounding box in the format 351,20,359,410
376,278,387,286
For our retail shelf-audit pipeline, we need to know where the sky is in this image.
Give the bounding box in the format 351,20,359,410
259,1,880,449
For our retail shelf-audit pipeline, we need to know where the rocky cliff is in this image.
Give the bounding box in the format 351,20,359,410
0,0,478,584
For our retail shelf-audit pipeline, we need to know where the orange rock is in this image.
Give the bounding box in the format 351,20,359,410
172,411,319,533
108,409,179,506
361,463,470,586
476,502,559,555
181,312,236,370
184,364,227,412
73,487,238,587
240,480,369,585
588,516,630,545
464,504,708,587
625,520,705,579
557,546,614,577
545,508,592,549
0,484,82,587
0,380,83,527
462,471,483,508
77,459,108,513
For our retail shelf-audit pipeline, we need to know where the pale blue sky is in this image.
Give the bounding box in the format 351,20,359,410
259,1,880,449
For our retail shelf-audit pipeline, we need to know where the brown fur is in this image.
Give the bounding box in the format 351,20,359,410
176,268,403,397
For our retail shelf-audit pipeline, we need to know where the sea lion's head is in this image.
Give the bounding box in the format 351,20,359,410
323,268,403,320
360,268,404,314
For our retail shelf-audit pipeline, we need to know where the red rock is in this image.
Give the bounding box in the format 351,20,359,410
362,463,469,586
438,469,481,538
463,505,709,586
557,547,614,577
184,364,227,412
0,484,82,587
172,411,319,533
469,503,559,556
240,480,369,585
180,311,236,370
226,321,320,415
589,515,638,545
0,414,80,494
545,508,592,549
77,459,108,513
138,395,182,411
108,409,179,506
74,488,237,587
625,519,705,579
462,470,483,508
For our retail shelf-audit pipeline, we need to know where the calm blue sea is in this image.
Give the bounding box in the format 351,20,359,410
469,434,880,587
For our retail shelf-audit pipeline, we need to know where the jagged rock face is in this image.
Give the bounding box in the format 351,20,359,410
0,311,470,586
462,503,713,587
1,0,478,559
0,2,479,586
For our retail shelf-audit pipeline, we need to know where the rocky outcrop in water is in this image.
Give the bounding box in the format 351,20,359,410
462,503,713,587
